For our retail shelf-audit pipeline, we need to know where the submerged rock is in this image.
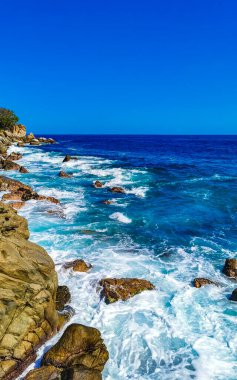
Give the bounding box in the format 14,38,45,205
99,278,155,304
56,285,71,311
223,258,237,279
64,259,92,272
42,324,109,372
59,170,73,178
230,288,237,301
0,202,58,379
109,186,125,194
62,155,71,162
93,180,103,188
193,278,218,288
102,200,113,205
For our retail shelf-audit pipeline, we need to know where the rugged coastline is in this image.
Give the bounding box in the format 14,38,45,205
0,122,156,379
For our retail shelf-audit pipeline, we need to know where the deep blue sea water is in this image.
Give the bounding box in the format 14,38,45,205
7,135,237,380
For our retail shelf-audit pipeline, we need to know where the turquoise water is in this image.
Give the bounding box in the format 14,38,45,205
6,135,237,380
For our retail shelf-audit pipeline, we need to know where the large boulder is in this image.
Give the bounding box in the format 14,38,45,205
61,365,102,380
11,124,26,138
0,143,7,156
24,365,60,380
7,152,23,161
42,324,109,372
93,181,103,188
230,288,237,301
223,259,237,279
99,278,155,304
0,202,59,379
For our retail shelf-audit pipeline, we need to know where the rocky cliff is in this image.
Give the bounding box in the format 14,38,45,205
0,202,59,380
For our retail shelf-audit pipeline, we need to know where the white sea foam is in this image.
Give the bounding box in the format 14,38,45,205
109,212,132,224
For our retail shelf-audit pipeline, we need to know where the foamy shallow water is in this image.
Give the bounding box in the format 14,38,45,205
6,135,237,380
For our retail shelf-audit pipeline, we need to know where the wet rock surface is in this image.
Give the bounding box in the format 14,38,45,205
223,258,237,279
93,180,103,188
56,286,71,311
64,259,92,272
59,170,73,178
230,288,237,301
109,187,125,194
99,278,155,303
0,202,59,379
193,278,218,288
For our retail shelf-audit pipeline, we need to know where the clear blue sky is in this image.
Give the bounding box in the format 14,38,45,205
1,0,237,134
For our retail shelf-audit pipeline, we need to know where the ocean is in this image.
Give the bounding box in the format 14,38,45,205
9,135,237,380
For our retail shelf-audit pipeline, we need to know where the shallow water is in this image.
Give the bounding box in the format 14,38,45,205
7,135,237,380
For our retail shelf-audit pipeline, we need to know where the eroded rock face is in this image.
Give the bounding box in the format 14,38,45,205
63,259,92,272
0,176,59,205
223,259,237,279
11,124,26,138
0,202,58,380
56,286,71,311
193,278,217,288
42,324,109,372
7,152,23,161
99,278,155,304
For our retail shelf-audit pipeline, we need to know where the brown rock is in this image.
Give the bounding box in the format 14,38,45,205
0,175,32,192
19,166,29,173
62,155,71,162
24,365,60,380
47,138,56,144
9,201,26,210
0,201,29,239
99,278,155,304
59,170,73,178
17,142,25,147
0,142,7,156
38,195,60,204
0,158,21,171
193,278,217,288
61,365,102,380
109,187,125,194
11,124,26,138
25,132,35,142
64,259,92,272
223,259,237,279
56,286,71,311
30,139,40,146
93,180,103,188
7,152,23,161
42,324,109,372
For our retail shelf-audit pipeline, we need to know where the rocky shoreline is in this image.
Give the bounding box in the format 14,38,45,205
1,124,237,379
0,125,156,379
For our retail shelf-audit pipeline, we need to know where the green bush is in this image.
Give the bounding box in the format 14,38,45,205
0,108,19,130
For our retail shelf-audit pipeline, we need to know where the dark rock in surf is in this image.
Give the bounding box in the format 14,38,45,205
193,278,218,288
63,155,71,162
59,170,73,178
102,200,113,205
7,152,22,161
109,186,125,194
223,259,237,279
93,180,103,188
230,288,237,301
56,285,71,311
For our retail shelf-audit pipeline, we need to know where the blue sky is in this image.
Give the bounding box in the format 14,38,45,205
1,0,237,134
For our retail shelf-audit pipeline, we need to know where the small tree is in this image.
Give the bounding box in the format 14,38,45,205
0,108,19,130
